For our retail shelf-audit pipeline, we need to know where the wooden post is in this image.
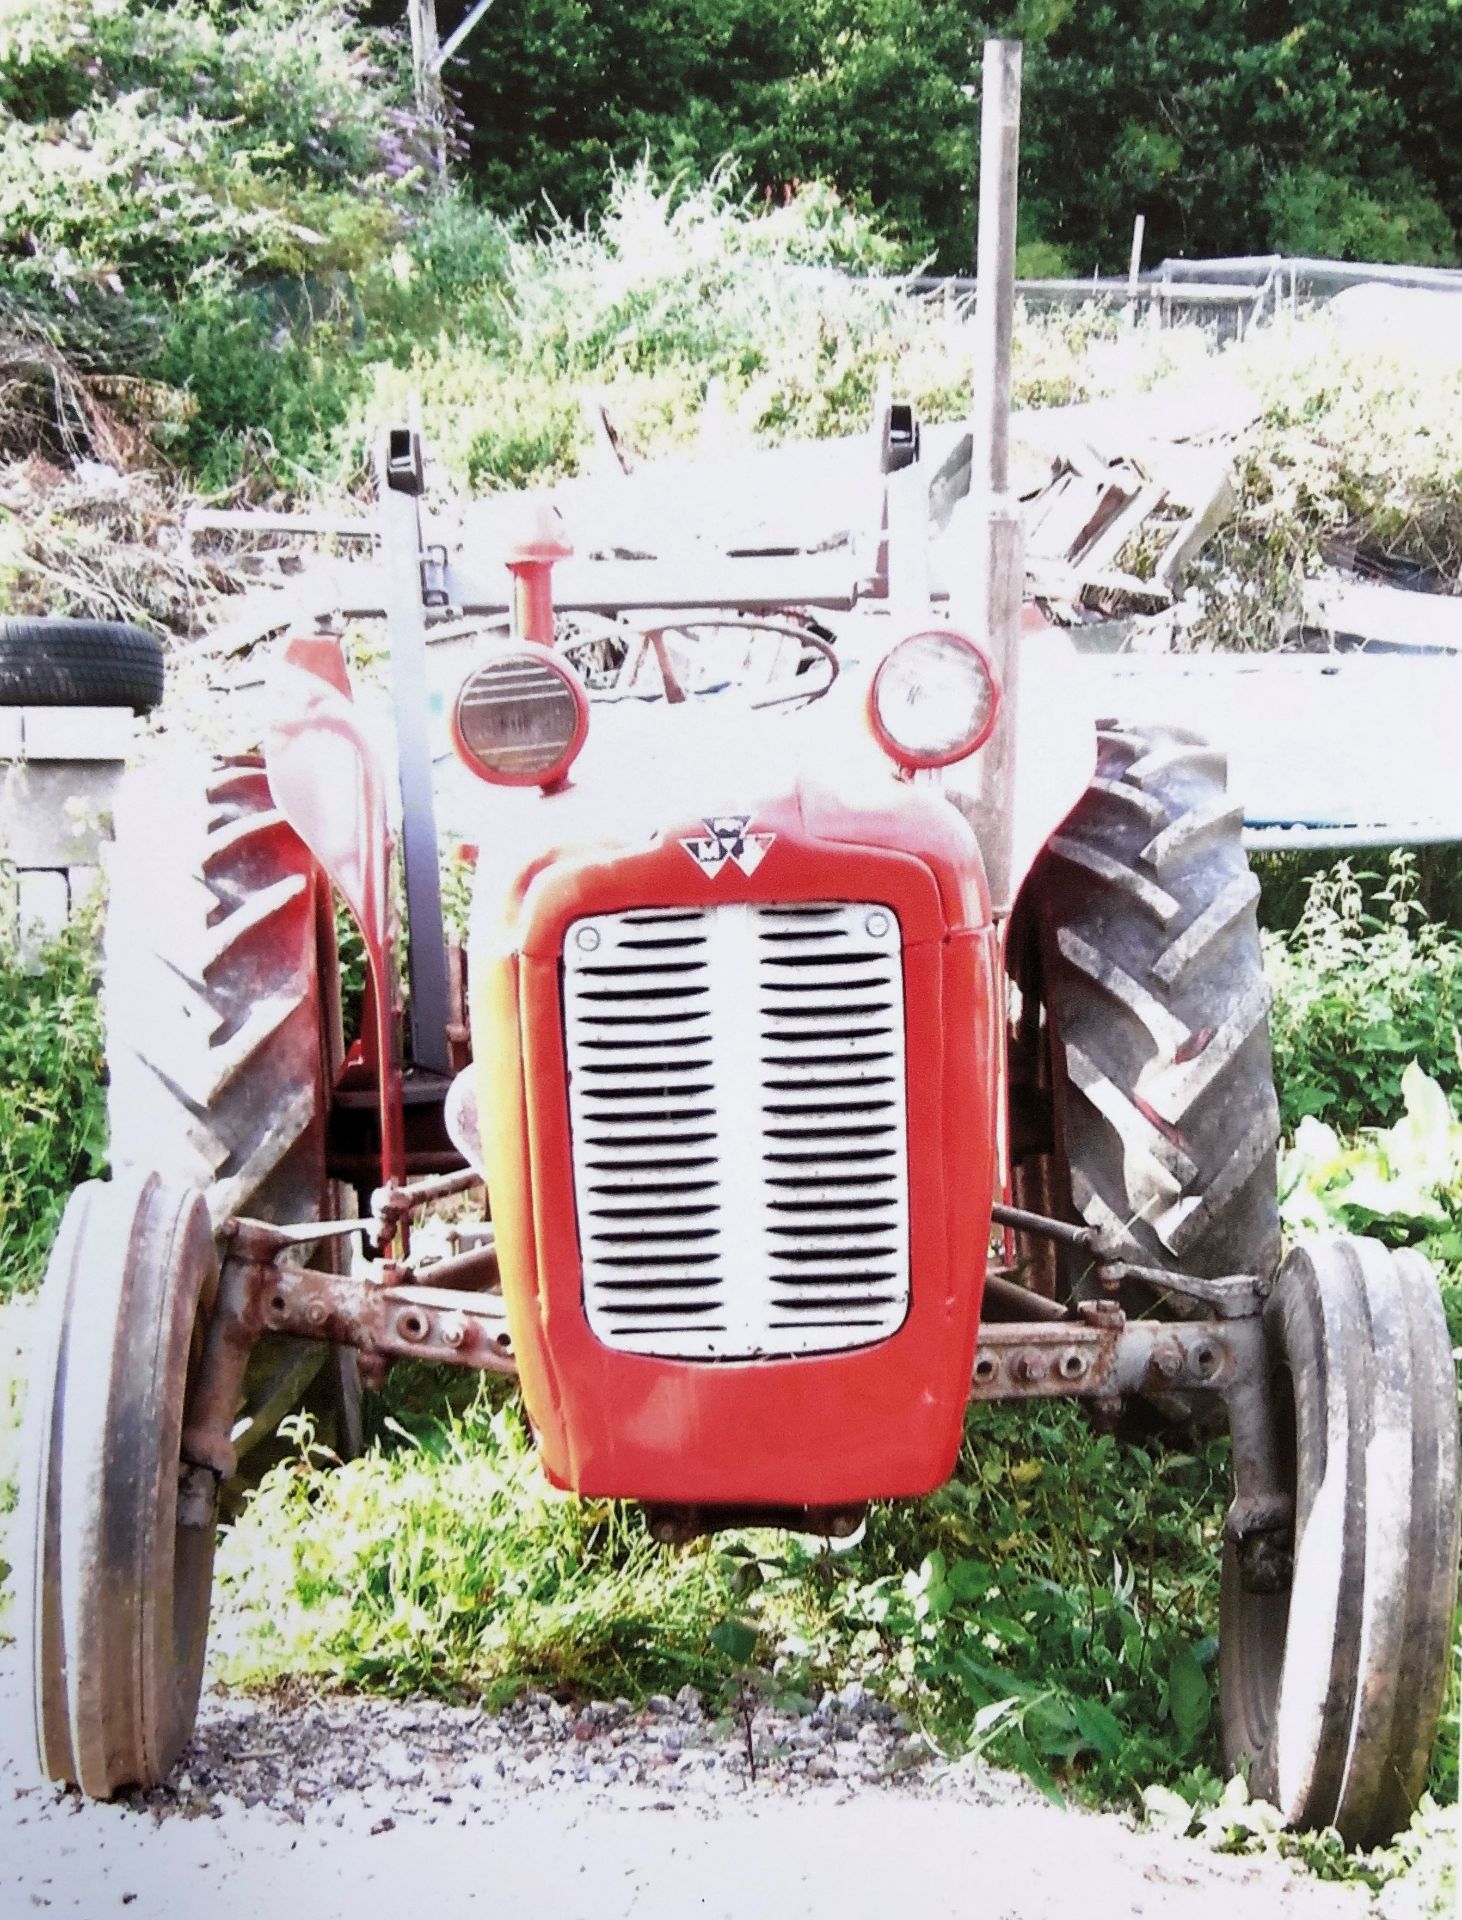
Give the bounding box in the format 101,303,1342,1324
406,0,446,166
1126,212,1145,327
965,37,1025,918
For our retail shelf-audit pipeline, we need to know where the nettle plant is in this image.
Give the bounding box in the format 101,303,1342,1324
1264,852,1462,1138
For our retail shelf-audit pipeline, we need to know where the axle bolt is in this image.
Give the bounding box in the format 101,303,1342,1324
307,1302,328,1329
1014,1352,1048,1385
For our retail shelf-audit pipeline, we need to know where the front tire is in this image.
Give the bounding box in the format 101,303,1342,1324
23,1175,219,1796
1219,1238,1460,1844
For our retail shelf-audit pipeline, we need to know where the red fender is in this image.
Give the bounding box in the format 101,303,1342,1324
264,634,404,1187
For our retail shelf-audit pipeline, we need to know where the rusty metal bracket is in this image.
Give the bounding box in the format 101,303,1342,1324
422,542,451,608
969,1314,1236,1401
368,1165,484,1251
180,1213,514,1483
260,1264,516,1376
1096,1258,1269,1319
180,1219,293,1481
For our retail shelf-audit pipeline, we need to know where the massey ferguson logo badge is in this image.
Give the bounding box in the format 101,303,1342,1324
680,815,775,878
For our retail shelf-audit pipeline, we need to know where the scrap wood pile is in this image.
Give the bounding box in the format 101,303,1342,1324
1012,390,1244,619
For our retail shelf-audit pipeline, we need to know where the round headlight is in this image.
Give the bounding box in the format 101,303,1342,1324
868,628,1000,770
451,643,589,788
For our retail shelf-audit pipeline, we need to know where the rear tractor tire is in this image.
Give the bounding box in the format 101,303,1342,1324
105,751,359,1464
1220,1238,1461,1845
1021,721,1281,1295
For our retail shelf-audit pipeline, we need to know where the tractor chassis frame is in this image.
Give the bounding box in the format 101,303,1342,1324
178,1206,1293,1585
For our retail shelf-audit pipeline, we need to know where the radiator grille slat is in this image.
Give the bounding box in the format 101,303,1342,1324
563,901,909,1359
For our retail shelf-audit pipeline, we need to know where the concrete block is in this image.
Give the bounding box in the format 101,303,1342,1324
0,760,122,866
17,869,69,950
67,864,103,914
20,705,135,762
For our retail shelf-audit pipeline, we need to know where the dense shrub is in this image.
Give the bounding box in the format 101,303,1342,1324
1185,315,1462,647
345,167,1215,490
0,0,431,476
433,0,1462,270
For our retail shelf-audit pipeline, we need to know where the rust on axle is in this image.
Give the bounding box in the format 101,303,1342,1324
968,1316,1251,1402
260,1264,517,1374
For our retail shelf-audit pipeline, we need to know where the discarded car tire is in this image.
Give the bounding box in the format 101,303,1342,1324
28,1174,219,1796
1219,1237,1461,1845
1032,722,1281,1287
105,752,357,1461
0,618,165,713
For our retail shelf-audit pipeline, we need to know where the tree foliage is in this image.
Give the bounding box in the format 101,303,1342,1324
432,0,1462,269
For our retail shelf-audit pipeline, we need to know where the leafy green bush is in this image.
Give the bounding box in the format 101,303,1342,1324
1280,1062,1462,1268
1264,854,1462,1135
1262,166,1456,268
0,0,419,300
0,899,107,1300
152,283,368,487
759,1408,1230,1807
0,0,431,476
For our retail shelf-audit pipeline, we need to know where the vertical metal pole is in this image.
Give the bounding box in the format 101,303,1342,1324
966,39,1025,918
377,432,453,1075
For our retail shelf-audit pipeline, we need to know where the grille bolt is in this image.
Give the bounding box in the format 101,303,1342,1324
575,925,601,952
864,910,891,940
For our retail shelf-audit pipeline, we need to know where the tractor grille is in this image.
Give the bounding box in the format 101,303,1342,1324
562,901,910,1360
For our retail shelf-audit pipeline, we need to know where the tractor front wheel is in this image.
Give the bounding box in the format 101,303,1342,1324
1219,1237,1460,1845
20,1174,219,1796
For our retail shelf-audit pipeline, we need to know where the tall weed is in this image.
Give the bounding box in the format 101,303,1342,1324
215,1389,735,1701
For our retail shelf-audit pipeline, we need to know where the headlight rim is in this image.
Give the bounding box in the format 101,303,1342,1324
867,626,1001,772
450,639,590,790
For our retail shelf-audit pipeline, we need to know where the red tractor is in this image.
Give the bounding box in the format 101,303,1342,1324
17,44,1458,1845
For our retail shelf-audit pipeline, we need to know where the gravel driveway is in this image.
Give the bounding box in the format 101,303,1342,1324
1,1632,1396,1920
